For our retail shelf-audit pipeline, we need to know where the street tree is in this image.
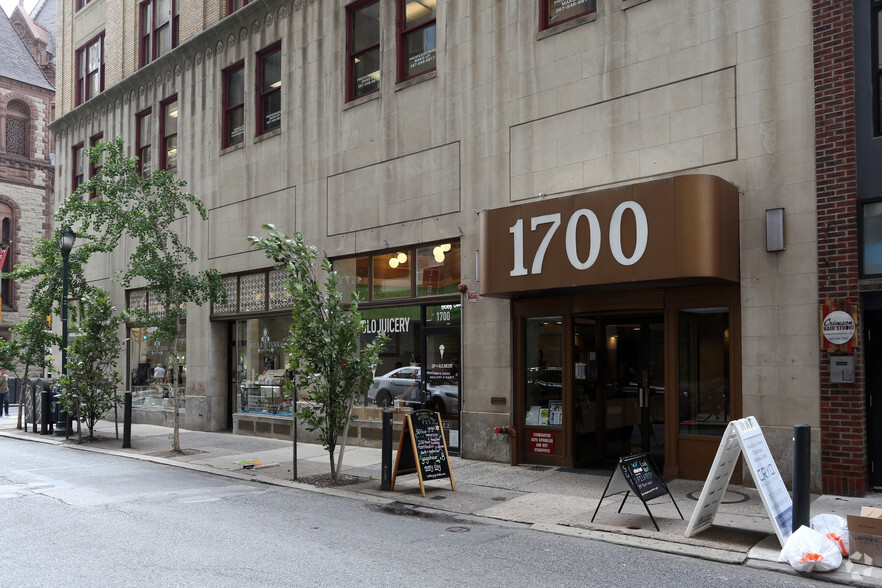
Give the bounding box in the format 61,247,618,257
56,289,123,437
249,225,388,482
56,136,224,451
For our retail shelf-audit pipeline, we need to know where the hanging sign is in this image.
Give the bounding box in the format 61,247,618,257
820,299,858,352
591,453,682,531
391,409,455,496
685,416,793,546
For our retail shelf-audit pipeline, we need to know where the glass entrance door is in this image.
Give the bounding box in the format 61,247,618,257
602,318,664,466
424,329,460,453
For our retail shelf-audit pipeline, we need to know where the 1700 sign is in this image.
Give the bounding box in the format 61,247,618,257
509,201,648,276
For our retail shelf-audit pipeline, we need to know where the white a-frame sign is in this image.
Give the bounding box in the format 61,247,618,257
685,416,793,547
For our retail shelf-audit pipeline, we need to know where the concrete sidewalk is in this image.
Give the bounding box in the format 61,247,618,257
3,409,882,586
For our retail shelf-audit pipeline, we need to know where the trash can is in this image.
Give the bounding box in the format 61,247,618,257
8,377,19,404
49,384,60,424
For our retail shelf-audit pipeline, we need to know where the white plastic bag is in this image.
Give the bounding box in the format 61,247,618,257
811,514,849,557
778,525,843,572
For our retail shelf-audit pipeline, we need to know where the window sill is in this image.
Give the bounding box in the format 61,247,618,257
395,70,436,92
537,12,597,41
220,142,245,156
254,128,281,145
343,91,380,111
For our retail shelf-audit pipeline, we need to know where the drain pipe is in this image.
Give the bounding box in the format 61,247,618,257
495,426,517,466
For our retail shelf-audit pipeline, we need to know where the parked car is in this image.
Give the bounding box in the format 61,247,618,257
367,366,459,415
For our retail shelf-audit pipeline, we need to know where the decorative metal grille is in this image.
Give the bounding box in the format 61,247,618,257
268,269,292,310
239,273,265,312
214,276,238,314
148,292,165,315
6,117,26,156
129,290,147,313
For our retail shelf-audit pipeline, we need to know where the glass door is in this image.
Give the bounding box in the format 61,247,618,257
423,329,460,453
602,317,664,466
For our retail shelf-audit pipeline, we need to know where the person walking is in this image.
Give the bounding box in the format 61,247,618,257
0,368,9,416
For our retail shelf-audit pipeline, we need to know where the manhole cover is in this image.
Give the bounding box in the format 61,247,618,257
431,495,446,500
686,489,750,504
492,496,507,501
446,526,470,533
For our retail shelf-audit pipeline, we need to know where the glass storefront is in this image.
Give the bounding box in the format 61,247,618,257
128,324,186,409
232,316,294,416
677,308,730,436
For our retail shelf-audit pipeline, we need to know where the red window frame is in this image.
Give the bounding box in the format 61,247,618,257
256,42,282,136
226,0,252,15
76,0,93,10
140,0,180,68
136,107,153,177
75,33,104,106
223,61,246,148
160,95,178,171
72,142,85,192
396,0,436,82
539,0,596,31
89,132,104,199
346,0,380,102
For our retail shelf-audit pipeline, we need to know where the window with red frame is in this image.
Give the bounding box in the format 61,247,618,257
76,0,93,10
540,0,596,31
346,0,380,101
397,0,436,82
89,132,104,199
160,96,178,170
226,0,252,14
223,62,245,147
140,0,179,67
257,43,282,135
75,33,104,106
72,143,85,192
136,108,153,177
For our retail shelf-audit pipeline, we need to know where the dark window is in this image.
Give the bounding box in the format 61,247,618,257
140,0,179,67
136,108,153,177
76,0,93,10
89,132,104,199
72,142,85,192
257,43,282,135
539,0,596,31
0,214,12,309
6,117,26,157
397,0,436,81
346,0,380,101
160,96,178,170
875,1,882,136
223,62,245,147
75,33,104,106
226,0,251,14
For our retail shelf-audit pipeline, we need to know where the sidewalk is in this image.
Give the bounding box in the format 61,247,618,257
3,409,882,586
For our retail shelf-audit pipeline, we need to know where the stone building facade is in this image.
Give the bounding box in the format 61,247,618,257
50,0,859,492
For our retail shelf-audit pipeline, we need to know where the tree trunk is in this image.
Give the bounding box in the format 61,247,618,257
336,394,355,480
16,365,30,430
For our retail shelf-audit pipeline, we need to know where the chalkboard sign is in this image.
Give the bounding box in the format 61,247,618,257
391,409,455,496
591,453,682,531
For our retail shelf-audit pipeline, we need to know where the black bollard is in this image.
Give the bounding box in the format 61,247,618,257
40,387,50,435
792,423,811,533
30,382,36,433
380,409,393,490
122,391,132,448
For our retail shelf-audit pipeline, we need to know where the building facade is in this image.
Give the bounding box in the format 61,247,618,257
51,0,846,491
1,4,55,341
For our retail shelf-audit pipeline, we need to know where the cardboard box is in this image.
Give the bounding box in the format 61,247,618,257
848,507,882,567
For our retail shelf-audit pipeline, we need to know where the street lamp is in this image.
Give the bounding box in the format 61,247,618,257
56,226,76,437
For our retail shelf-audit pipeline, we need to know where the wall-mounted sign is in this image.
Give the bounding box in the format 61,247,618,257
529,430,555,454
820,300,858,352
822,310,855,345
479,175,739,297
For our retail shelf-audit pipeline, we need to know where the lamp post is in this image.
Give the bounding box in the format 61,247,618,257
56,227,76,437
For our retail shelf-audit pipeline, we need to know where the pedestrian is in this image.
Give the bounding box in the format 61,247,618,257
0,368,9,416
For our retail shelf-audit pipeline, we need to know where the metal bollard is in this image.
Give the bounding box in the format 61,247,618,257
380,409,393,490
792,423,811,533
40,388,50,435
123,391,132,448
30,383,37,433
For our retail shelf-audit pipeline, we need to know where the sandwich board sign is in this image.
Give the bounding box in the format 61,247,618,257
391,409,455,497
685,416,793,546
591,453,682,531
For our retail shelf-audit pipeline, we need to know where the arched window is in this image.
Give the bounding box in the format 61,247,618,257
6,100,30,158
0,205,14,309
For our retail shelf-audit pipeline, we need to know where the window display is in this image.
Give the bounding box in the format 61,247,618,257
129,324,186,409
524,317,562,426
234,317,294,416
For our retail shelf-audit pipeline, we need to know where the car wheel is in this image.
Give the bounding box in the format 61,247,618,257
376,390,392,408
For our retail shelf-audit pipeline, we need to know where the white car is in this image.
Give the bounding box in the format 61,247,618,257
367,366,459,414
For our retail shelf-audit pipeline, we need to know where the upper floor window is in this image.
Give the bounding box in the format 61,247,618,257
160,96,178,170
226,0,252,14
75,33,104,106
140,0,180,67
257,43,282,136
136,108,153,177
540,0,596,31
874,1,882,136
223,61,245,147
89,132,104,199
6,116,27,156
0,210,14,310
346,0,380,101
72,142,85,192
397,0,436,81
76,0,93,10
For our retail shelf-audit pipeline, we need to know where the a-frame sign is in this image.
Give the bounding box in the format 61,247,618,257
391,409,455,497
685,416,793,546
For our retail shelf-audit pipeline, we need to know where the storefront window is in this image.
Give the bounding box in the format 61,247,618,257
524,317,563,426
417,242,460,296
373,252,412,299
678,308,730,436
129,324,186,409
337,255,369,303
360,306,422,394
234,317,293,415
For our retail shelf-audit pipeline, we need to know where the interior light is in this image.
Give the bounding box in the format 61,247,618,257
441,243,451,252
434,252,445,263
397,252,407,264
169,108,178,118
389,258,399,269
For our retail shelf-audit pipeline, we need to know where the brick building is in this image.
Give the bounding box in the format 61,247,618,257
0,4,55,340
49,0,875,493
